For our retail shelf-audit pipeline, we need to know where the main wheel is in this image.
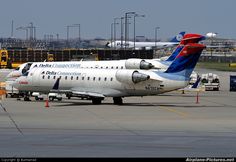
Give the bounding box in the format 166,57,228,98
113,97,123,105
92,98,102,105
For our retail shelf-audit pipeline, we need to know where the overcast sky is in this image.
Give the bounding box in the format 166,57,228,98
0,0,235,40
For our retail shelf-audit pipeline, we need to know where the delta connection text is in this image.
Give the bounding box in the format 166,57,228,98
34,63,81,68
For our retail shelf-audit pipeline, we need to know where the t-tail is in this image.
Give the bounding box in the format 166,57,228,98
166,33,206,62
170,31,186,42
165,43,206,78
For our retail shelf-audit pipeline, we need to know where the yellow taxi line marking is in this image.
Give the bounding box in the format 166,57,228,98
159,106,190,118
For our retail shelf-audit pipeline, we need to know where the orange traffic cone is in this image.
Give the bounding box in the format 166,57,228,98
45,99,49,108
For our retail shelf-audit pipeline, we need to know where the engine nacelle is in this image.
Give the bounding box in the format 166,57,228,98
116,70,150,84
125,58,153,69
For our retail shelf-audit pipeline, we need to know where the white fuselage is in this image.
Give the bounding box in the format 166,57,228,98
110,41,177,49
6,59,170,79
14,68,188,97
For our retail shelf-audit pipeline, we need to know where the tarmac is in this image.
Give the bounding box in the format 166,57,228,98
0,68,236,157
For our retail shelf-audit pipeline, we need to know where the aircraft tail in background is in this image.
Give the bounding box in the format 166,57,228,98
170,31,186,42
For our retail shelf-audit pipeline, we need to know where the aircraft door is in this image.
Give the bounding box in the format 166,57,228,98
27,68,40,86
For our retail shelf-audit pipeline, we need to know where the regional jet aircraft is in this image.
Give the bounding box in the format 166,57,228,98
106,32,186,49
6,33,205,80
13,43,206,105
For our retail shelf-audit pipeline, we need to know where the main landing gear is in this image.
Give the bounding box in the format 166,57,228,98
23,92,31,101
91,97,104,105
113,97,123,105
91,97,123,105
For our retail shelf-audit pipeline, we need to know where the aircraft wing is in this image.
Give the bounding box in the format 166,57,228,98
51,87,124,98
50,78,126,98
50,88,105,98
71,89,105,98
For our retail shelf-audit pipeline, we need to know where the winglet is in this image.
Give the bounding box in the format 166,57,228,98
52,77,61,90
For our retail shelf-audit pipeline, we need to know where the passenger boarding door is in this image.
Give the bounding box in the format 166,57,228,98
27,68,39,86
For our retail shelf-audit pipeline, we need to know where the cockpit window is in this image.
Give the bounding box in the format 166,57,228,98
23,71,29,76
15,67,20,70
22,63,32,74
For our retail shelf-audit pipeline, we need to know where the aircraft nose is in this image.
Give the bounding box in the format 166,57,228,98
6,70,21,79
105,42,111,48
12,78,20,89
12,76,28,90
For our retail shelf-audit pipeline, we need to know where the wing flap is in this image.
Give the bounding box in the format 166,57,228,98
72,91,105,98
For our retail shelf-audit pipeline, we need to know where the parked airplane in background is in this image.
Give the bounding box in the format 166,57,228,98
6,33,205,80
106,32,186,49
13,43,206,105
179,76,203,93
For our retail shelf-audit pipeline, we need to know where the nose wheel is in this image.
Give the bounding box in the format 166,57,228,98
23,92,31,101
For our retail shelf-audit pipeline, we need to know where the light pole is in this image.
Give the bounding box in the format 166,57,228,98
67,25,70,47
134,14,145,50
72,24,81,48
16,26,28,40
125,12,135,50
110,23,114,48
114,18,120,49
155,27,160,58
67,24,81,48
120,17,124,49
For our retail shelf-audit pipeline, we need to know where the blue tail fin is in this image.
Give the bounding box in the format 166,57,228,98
52,77,61,90
165,43,205,78
170,31,185,42
191,76,201,88
166,33,205,62
165,45,184,61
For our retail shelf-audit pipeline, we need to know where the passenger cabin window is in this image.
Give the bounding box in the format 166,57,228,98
65,76,68,80
110,78,113,81
104,77,107,81
53,76,56,79
87,77,90,80
93,77,96,81
82,77,84,80
71,76,73,80
48,76,50,79
76,76,79,80
42,75,45,79
98,77,101,81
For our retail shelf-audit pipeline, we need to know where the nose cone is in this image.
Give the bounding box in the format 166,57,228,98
6,70,22,79
12,76,29,90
